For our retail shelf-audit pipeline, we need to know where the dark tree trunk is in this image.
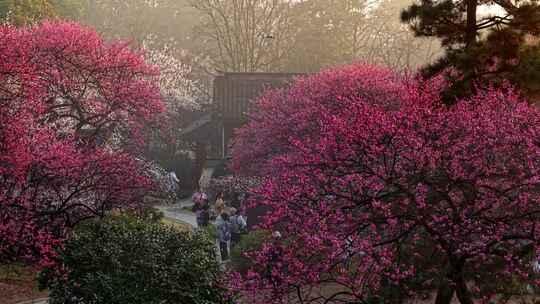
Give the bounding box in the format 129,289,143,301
435,279,455,304
465,0,478,47
437,257,474,304
453,261,473,304
455,276,474,304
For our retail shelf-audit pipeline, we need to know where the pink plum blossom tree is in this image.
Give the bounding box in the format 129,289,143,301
230,64,540,304
0,21,165,265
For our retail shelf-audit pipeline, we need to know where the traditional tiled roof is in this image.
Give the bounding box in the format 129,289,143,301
213,72,304,121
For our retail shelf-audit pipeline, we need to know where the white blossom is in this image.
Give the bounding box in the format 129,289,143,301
143,36,205,111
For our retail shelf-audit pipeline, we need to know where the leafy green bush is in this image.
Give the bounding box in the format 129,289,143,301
39,214,229,304
130,206,164,223
230,230,270,274
204,224,218,241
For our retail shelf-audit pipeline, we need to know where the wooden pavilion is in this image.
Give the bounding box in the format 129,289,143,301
213,72,303,158
179,72,302,189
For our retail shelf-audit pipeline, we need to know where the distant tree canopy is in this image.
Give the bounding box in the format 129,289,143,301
190,0,441,73
282,0,369,73
0,0,81,25
402,0,540,101
364,0,442,71
189,0,294,73
78,0,200,46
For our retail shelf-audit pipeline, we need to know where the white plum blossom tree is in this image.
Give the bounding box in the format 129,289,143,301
143,36,206,111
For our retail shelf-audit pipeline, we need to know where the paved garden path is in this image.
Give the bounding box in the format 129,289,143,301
154,198,197,227
155,199,227,266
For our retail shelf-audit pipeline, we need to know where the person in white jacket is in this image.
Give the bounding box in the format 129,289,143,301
166,170,180,203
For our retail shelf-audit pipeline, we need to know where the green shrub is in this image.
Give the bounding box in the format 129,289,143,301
230,230,270,274
130,206,164,223
204,224,218,241
39,214,229,304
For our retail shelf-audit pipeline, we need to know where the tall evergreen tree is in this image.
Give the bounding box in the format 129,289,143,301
402,0,540,102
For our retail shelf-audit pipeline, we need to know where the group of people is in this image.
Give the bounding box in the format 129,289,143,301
191,191,248,261
165,171,249,261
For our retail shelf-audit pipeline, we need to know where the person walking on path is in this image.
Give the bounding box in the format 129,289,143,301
194,202,210,229
229,208,247,248
216,212,231,261
166,170,180,204
214,192,226,217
